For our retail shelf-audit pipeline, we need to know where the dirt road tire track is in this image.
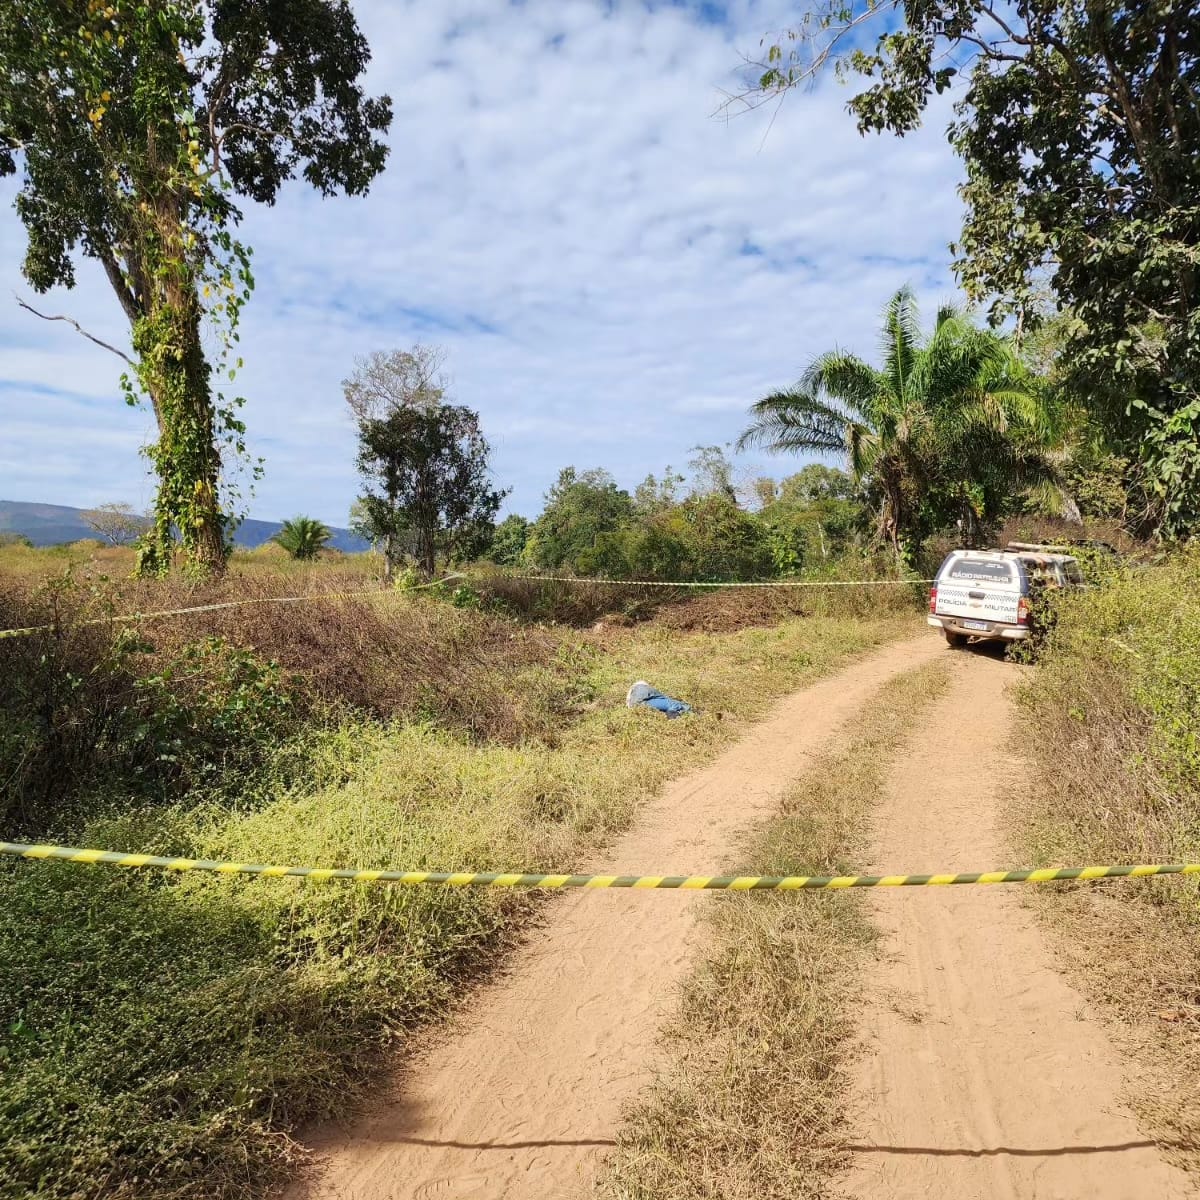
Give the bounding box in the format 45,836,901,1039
287,634,942,1200
842,648,1193,1200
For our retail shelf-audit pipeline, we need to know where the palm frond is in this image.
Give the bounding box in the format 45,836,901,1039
934,300,964,331
880,286,922,395
846,422,880,477
736,389,850,456
800,351,884,421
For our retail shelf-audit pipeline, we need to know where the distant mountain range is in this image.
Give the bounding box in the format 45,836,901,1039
0,500,368,553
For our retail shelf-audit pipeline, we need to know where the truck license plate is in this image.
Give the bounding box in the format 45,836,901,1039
963,619,990,631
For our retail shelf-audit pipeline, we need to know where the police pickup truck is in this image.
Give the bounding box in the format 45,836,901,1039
928,546,1085,647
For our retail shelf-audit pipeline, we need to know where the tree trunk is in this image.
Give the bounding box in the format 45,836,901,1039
382,532,397,583
417,526,436,578
102,133,228,576
879,466,906,565
134,286,227,575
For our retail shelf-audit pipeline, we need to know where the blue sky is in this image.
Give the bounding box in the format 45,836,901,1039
0,0,963,525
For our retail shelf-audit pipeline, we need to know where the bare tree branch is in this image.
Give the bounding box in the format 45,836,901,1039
16,296,135,365
716,3,900,119
96,246,144,325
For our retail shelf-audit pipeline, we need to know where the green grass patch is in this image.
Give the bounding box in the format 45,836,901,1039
0,612,916,1200
599,659,950,1200
1012,547,1200,1176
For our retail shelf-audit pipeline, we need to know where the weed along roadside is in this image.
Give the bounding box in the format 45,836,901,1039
0,571,917,1200
1014,548,1200,1177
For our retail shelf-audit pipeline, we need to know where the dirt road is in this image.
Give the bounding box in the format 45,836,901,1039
288,634,941,1200
843,648,1192,1199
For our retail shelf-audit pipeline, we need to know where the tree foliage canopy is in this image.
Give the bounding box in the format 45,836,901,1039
342,345,448,425
0,0,391,571
747,0,1200,536
526,469,636,572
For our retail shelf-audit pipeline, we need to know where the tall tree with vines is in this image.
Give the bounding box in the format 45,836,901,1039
1,0,391,574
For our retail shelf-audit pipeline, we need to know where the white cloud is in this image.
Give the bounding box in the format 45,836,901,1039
0,0,964,524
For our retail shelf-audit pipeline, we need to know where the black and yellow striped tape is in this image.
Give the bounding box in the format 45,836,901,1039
3,842,1198,890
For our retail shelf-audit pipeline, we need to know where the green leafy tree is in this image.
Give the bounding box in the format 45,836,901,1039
526,468,635,572
762,466,868,569
687,444,738,501
742,1,1200,537
356,404,506,579
1,1,391,574
273,516,330,561
489,514,530,566
658,493,772,580
633,467,685,516
778,464,858,505
738,288,1058,558
586,494,774,581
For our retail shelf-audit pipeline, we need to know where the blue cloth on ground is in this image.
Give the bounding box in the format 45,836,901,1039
645,694,691,718
626,680,693,719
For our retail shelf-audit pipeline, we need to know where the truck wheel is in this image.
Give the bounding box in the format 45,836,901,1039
943,629,968,648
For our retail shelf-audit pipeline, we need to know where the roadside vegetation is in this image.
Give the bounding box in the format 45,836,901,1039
1014,548,1200,1172
600,660,951,1200
0,546,918,1200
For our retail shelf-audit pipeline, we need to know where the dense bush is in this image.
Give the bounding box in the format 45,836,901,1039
0,569,310,835
1025,550,1200,814
521,464,867,582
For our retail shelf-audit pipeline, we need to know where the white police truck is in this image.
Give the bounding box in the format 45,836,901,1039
928,545,1085,647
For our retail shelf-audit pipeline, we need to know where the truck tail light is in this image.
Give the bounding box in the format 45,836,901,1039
1017,596,1030,624
929,584,938,614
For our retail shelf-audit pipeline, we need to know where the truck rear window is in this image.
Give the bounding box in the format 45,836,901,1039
946,560,1013,583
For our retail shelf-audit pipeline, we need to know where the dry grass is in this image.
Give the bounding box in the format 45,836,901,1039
473,571,923,632
0,583,920,1200
0,573,575,834
1012,549,1200,1176
599,659,951,1200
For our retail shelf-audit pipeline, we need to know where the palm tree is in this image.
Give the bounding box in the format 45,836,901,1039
737,288,1060,559
273,516,331,561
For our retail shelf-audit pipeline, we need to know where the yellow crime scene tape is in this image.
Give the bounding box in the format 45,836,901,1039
0,574,466,640
3,842,1197,891
510,575,934,589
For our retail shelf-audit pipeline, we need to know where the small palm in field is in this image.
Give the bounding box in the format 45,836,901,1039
274,516,331,561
